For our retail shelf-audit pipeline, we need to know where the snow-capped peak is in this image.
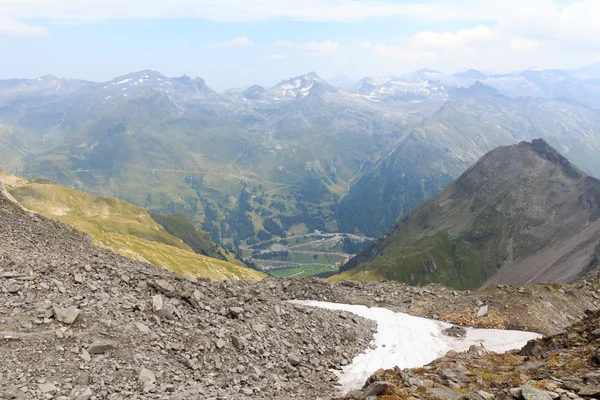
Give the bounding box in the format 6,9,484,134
263,72,334,102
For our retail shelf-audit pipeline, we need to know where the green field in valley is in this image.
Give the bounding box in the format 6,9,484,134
266,264,338,279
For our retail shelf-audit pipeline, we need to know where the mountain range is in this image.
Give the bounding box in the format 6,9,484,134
2,65,600,251
336,139,600,289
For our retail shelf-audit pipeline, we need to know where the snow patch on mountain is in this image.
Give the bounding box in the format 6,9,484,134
290,300,542,394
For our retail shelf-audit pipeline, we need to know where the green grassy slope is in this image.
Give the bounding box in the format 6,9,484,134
0,169,265,281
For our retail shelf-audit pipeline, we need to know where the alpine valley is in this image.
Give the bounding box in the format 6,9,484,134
2,66,600,278
3,65,600,400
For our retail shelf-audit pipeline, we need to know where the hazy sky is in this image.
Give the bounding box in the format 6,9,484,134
1,0,600,90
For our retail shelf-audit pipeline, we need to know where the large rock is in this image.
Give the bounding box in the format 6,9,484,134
363,381,393,397
476,305,489,318
37,383,57,394
521,385,554,400
232,335,245,350
87,340,117,355
579,385,600,398
53,306,80,324
229,307,244,318
138,368,156,392
426,386,464,400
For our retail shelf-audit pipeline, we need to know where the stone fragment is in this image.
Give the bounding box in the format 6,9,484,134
477,305,489,318
521,384,554,400
73,273,84,284
134,322,151,334
87,340,116,355
138,368,156,392
72,387,93,400
363,381,393,397
38,383,57,394
288,356,300,366
152,295,163,311
80,349,91,362
252,324,268,333
53,306,80,324
229,307,244,318
232,335,245,350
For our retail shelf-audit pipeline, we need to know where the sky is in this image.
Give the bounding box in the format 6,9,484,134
1,0,600,90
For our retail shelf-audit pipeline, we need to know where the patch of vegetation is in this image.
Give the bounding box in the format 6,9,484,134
149,212,240,263
1,171,264,281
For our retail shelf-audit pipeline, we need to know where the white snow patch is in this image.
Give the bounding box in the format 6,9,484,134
290,300,542,394
114,78,132,85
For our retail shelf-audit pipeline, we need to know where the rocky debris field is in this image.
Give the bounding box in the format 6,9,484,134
0,187,376,400
279,278,600,336
1,183,600,400
337,308,600,400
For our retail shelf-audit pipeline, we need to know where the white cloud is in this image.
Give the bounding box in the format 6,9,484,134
408,26,501,49
0,17,49,38
375,45,438,63
509,38,539,51
274,40,339,56
215,36,255,47
0,0,463,23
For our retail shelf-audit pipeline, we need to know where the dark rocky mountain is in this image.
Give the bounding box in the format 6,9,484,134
336,139,600,289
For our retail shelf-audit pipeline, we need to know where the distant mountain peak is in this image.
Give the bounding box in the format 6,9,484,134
456,81,502,98
39,74,59,81
264,71,334,101
410,68,445,82
243,85,266,99
453,68,487,79
415,68,442,74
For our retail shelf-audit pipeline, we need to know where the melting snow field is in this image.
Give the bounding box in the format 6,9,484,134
290,300,543,393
